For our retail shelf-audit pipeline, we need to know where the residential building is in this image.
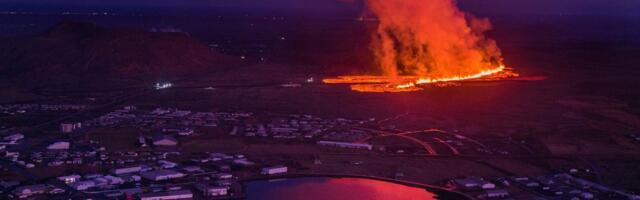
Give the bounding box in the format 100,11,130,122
47,141,70,150
153,135,178,146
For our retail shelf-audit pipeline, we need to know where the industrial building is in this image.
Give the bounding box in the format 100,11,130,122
317,141,373,150
261,166,288,175
139,190,193,200
140,169,185,181
111,166,143,175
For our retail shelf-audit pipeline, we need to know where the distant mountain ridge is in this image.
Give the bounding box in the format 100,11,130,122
0,21,232,82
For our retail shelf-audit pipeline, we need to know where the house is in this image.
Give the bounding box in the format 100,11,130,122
140,169,185,181
217,173,233,179
153,135,178,146
195,183,229,197
162,127,194,136
139,189,193,200
47,141,70,150
60,122,82,133
233,159,255,166
69,181,96,191
158,160,178,169
485,189,509,198
3,133,24,142
178,128,194,136
261,166,288,175
118,174,142,183
60,123,73,133
182,166,203,173
0,181,20,190
12,184,49,198
453,177,496,190
139,136,148,147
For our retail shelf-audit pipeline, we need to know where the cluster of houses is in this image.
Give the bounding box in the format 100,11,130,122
6,184,66,199
83,106,252,129
0,133,23,145
230,114,367,140
453,176,508,199
0,104,87,115
0,133,36,168
510,173,640,200
1,149,290,199
453,171,640,200
625,133,640,144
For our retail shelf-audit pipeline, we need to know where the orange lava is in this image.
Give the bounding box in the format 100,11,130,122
323,65,519,92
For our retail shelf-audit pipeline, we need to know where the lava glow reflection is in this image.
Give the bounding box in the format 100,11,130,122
248,177,438,200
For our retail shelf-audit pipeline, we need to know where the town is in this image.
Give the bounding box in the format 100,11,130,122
2,104,639,199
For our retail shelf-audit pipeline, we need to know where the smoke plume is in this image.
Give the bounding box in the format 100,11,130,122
365,0,503,77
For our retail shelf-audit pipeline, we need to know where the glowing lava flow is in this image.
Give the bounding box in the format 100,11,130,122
324,65,518,93
396,65,508,89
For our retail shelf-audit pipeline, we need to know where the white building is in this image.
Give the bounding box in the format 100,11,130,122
12,184,49,198
158,160,178,169
57,175,81,184
69,181,96,191
317,141,373,150
217,173,233,179
3,133,24,142
153,135,178,146
233,159,255,166
111,166,143,175
140,169,185,181
47,141,70,150
261,166,288,175
139,190,193,200
195,183,229,197
485,189,509,198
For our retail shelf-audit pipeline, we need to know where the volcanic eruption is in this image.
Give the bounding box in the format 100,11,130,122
324,0,518,92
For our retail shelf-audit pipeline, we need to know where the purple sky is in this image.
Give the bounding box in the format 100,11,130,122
3,0,639,16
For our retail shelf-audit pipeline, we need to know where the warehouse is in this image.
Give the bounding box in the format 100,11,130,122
139,190,193,200
140,169,185,181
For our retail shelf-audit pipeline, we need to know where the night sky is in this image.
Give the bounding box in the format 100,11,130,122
3,0,640,16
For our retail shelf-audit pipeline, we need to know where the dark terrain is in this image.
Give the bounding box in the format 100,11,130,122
1,10,640,192
0,22,233,86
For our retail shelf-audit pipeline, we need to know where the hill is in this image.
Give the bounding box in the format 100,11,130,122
0,22,232,83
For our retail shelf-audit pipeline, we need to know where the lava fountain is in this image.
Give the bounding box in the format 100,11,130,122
324,0,518,92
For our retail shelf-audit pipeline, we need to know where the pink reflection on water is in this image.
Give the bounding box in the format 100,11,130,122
262,178,436,200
